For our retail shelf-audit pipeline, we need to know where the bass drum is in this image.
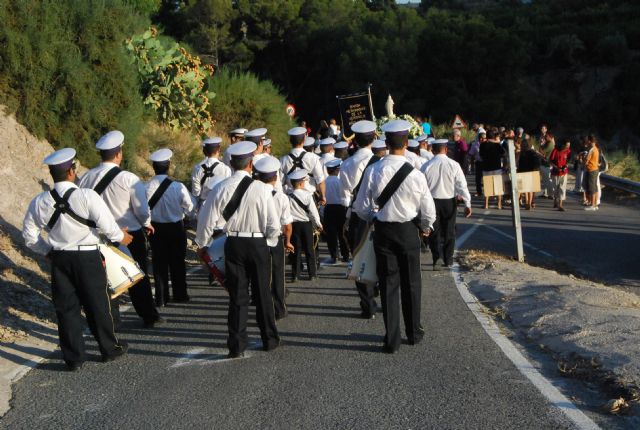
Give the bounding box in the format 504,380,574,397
98,244,144,299
200,234,226,287
347,224,377,285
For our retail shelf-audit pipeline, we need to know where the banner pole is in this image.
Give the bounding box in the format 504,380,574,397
367,83,375,120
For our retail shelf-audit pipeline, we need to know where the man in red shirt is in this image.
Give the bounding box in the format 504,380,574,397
549,140,571,211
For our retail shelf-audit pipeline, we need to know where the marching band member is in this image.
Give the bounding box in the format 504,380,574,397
339,119,380,319
147,149,195,305
254,156,294,320
404,140,424,169
245,128,268,163
420,139,472,269
417,134,434,162
79,131,162,328
353,119,436,354
333,140,350,161
196,141,280,359
323,158,350,264
191,137,231,206
372,139,388,158
319,137,336,164
23,148,132,370
222,127,248,166
281,127,326,202
288,169,322,281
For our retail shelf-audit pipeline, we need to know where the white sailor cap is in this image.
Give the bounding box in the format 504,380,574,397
408,139,420,148
325,158,342,169
229,128,248,136
202,136,222,147
150,148,173,163
303,136,316,147
417,134,429,142
372,139,387,150
254,156,280,177
334,141,349,150
381,119,411,135
427,137,436,145
288,126,307,136
96,130,124,151
227,141,257,159
319,137,336,146
351,120,377,135
246,128,267,138
44,148,76,170
478,127,486,134
263,138,272,147
288,169,308,181
432,138,449,147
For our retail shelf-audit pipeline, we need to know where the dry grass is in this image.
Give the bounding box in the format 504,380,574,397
606,149,640,182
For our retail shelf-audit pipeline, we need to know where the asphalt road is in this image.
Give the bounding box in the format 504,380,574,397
1,253,574,429
457,176,640,290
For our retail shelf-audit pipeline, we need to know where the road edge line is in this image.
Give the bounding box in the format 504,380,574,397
450,263,600,430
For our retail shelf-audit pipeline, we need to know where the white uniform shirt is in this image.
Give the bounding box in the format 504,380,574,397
421,154,472,208
23,182,124,255
196,171,280,247
319,152,335,177
325,175,349,206
404,149,424,170
78,162,151,231
267,185,294,247
338,147,374,206
353,155,436,231
146,175,195,223
288,189,321,229
191,157,231,202
420,148,434,162
280,148,326,193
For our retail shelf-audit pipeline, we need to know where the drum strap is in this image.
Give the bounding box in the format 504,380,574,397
350,155,380,208
272,190,277,196
287,152,306,175
148,178,173,210
222,176,253,221
47,188,97,230
288,192,310,214
93,167,121,195
200,162,219,187
375,162,413,211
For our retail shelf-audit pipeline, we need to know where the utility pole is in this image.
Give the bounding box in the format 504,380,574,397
507,139,524,262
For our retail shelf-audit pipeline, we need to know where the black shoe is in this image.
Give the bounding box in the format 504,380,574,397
382,345,399,354
143,316,165,328
226,351,245,359
275,310,288,320
373,285,380,298
65,361,83,372
443,262,451,268
102,342,128,363
360,311,375,320
408,327,425,345
263,339,281,352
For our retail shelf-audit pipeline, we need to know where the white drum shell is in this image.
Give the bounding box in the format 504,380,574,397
206,235,227,275
98,244,144,298
347,225,377,285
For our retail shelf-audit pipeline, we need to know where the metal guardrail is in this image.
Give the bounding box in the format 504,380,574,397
600,174,640,195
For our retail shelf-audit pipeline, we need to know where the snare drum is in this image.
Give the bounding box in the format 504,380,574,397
200,234,226,287
98,244,145,299
347,224,377,285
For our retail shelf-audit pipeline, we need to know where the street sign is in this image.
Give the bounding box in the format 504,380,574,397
285,104,296,117
451,114,467,129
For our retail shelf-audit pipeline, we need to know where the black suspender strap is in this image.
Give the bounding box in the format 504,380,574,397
199,162,219,187
272,190,277,197
222,176,253,221
286,152,306,175
47,188,97,230
374,163,414,211
289,193,310,214
92,167,122,195
351,155,380,206
148,178,173,210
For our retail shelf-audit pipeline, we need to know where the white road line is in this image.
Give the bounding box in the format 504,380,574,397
170,347,207,368
449,264,600,430
483,224,555,258
456,221,483,249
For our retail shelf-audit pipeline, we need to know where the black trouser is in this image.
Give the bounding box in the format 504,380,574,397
120,229,159,323
324,204,349,260
270,236,287,319
225,236,279,355
428,198,457,266
291,221,316,279
50,250,125,364
474,160,483,195
150,221,188,305
374,221,423,351
347,213,377,317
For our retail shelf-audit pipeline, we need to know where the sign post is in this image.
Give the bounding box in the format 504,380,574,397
507,139,524,262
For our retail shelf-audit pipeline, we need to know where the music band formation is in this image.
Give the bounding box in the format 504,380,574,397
22,119,473,369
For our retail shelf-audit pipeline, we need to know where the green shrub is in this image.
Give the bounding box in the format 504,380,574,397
606,150,640,182
207,68,295,157
0,0,149,167
126,27,215,135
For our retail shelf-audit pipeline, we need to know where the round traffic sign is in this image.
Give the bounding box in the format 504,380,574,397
286,104,296,117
